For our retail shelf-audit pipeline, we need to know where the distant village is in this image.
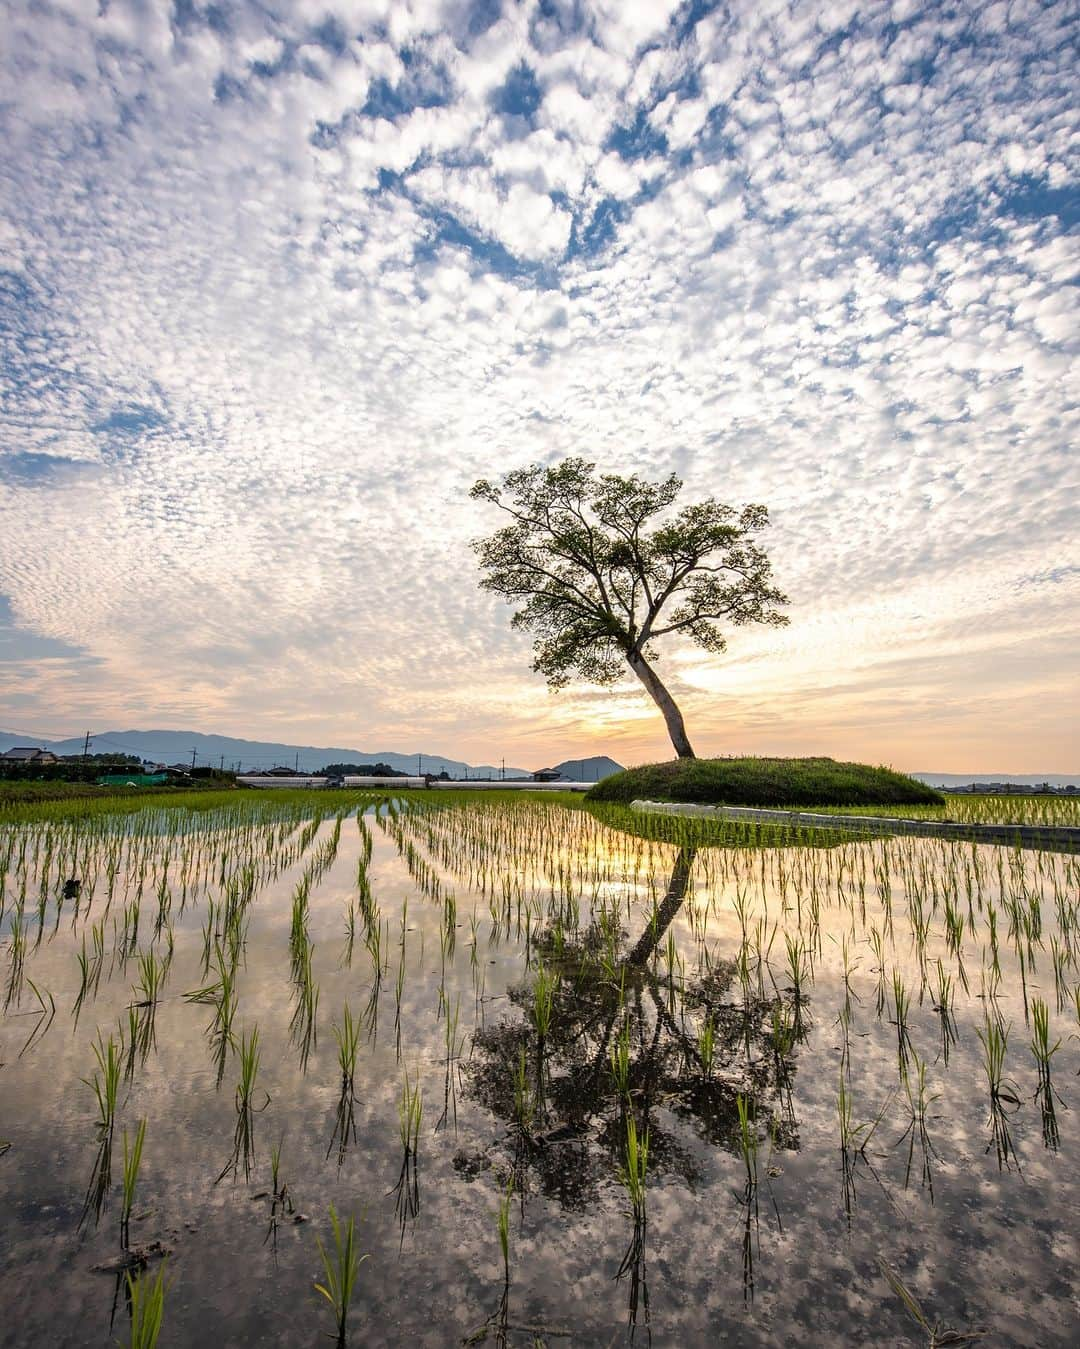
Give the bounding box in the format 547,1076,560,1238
0,746,592,786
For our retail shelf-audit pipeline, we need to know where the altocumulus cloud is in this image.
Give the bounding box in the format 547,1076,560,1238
0,0,1076,769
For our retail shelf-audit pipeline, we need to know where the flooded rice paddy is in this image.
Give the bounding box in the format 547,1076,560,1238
1,790,1078,1347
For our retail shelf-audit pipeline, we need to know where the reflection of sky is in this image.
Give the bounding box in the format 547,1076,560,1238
1,799,1078,1345
0,2,1076,770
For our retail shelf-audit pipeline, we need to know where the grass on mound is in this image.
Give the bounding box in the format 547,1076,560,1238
586,757,945,809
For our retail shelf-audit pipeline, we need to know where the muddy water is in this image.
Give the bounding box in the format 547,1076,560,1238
0,797,1077,1346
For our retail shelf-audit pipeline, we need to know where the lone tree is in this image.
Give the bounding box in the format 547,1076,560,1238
470,459,789,759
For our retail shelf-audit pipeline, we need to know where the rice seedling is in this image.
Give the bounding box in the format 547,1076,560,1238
16,978,55,1058
218,1025,268,1183
436,993,462,1133
289,878,311,979
334,1003,361,1089
314,1205,367,1347
1030,997,1061,1080
392,1069,424,1236
289,939,320,1072
398,1068,423,1157
4,910,27,1009
512,1045,534,1132
120,1118,147,1248
897,1053,938,1198
124,1259,168,1349
890,969,913,1066
85,1030,123,1137
1030,997,1062,1150
976,1014,1019,1106
877,1257,985,1347
264,1135,295,1250
613,1113,651,1331
73,922,106,1025
837,1075,890,1156
735,1093,758,1190
328,1006,360,1166
394,940,406,1056
976,1013,1022,1170
697,1013,716,1078
236,1024,265,1113
364,912,385,977
931,960,957,1065
530,961,558,1047
769,1000,798,1084
609,1020,632,1098
497,1173,513,1317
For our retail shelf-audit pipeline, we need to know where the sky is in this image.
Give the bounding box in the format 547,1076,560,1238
0,0,1077,773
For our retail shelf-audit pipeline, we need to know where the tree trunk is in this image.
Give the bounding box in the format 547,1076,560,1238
626,847,697,966
626,650,696,758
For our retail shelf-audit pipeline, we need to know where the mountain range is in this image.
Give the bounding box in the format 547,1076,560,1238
0,728,623,781
912,771,1078,788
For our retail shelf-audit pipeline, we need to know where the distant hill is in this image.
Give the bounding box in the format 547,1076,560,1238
545,756,624,782
0,728,528,780
912,771,1079,789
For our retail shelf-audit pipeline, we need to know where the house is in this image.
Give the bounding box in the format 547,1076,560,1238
531,768,563,782
1,747,59,765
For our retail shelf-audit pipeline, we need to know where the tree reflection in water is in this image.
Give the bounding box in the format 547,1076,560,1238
461,845,807,1336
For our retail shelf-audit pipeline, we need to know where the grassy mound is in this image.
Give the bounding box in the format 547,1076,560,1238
586,757,944,809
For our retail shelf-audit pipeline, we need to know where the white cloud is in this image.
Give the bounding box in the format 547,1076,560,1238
0,0,1076,771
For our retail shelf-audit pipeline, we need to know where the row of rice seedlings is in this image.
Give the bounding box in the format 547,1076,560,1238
402,794,1079,1124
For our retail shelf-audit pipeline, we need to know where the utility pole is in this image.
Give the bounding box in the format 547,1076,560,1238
418,753,422,777
294,752,299,773
82,731,92,760
501,757,505,781
191,747,197,770
219,754,225,771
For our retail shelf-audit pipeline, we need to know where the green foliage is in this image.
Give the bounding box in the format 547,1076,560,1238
124,1260,168,1349
587,757,944,808
471,458,787,756
319,762,406,777
314,1204,367,1344
120,1119,147,1248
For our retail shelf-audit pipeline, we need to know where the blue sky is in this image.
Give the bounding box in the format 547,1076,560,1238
0,0,1077,769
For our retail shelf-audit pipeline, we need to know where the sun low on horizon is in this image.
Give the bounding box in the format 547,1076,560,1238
0,0,1077,775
